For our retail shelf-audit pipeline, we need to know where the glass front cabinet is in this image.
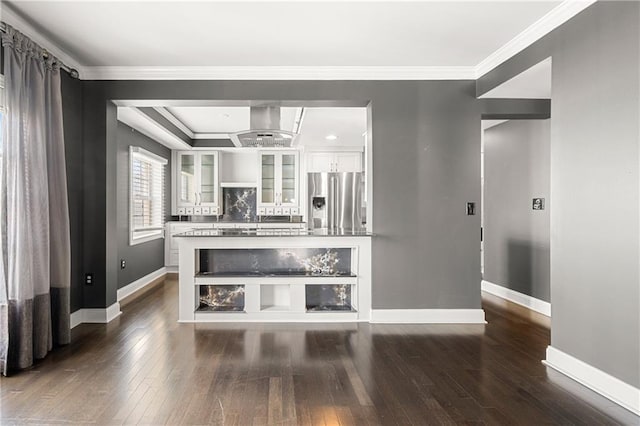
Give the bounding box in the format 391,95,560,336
173,151,219,216
257,150,300,215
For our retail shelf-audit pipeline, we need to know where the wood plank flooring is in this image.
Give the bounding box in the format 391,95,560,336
1,277,638,425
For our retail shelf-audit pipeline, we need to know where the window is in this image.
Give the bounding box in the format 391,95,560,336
129,146,167,245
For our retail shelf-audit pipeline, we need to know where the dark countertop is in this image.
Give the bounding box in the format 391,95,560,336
171,216,305,224
175,228,373,238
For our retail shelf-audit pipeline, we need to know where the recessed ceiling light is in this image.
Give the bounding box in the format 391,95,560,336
325,134,338,140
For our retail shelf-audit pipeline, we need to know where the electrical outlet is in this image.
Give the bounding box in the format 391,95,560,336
466,202,476,216
120,259,126,269
85,273,93,285
532,198,545,210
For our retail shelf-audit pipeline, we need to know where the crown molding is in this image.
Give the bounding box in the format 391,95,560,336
192,133,232,139
474,0,596,78
117,107,191,150
2,0,596,82
153,107,195,138
1,3,86,77
80,66,476,81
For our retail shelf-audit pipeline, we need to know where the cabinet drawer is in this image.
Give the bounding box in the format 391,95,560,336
214,223,237,229
235,223,255,229
257,223,305,229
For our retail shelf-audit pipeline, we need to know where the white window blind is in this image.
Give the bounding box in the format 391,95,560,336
0,74,5,111
129,146,167,245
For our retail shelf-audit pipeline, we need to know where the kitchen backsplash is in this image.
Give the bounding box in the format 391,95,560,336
223,187,257,221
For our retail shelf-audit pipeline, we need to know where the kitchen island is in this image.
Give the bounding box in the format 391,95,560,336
176,228,372,322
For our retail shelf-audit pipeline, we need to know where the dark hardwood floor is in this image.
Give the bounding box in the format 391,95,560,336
1,277,638,425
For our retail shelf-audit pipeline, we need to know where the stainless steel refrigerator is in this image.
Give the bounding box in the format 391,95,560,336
307,172,364,231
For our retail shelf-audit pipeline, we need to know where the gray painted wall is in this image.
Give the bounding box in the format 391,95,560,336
483,119,550,302
81,84,109,308
60,73,84,313
79,80,482,311
116,122,171,289
478,1,640,388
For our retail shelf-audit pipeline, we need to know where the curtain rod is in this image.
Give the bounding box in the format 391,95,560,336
0,21,80,78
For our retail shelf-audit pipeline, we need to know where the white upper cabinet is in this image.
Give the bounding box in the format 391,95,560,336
307,151,362,173
173,151,219,215
258,150,300,215
307,152,335,173
335,152,363,173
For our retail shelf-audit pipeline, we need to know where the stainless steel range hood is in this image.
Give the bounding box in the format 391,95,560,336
230,106,299,147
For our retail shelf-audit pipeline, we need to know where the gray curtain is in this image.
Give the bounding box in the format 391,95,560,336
0,24,71,375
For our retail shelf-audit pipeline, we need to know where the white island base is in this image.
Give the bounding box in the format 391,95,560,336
177,231,372,322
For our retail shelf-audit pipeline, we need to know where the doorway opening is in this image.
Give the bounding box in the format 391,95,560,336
479,57,552,326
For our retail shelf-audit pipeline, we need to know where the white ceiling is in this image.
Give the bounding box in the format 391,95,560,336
7,1,562,68
482,119,509,130
166,107,299,133
119,106,367,149
480,57,552,98
298,108,367,147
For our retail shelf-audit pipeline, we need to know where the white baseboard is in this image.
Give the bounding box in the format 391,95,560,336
544,346,640,416
117,267,167,301
371,309,486,324
70,302,122,329
69,310,83,329
71,268,167,329
482,280,551,317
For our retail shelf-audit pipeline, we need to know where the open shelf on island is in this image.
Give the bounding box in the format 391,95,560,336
196,285,245,312
260,285,291,312
197,247,355,277
194,275,358,286
197,305,245,313
305,284,355,312
306,306,356,313
196,271,357,278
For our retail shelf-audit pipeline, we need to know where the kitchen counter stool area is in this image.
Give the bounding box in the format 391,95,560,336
176,233,372,322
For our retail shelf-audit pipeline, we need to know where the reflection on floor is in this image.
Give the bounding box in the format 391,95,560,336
0,276,637,425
